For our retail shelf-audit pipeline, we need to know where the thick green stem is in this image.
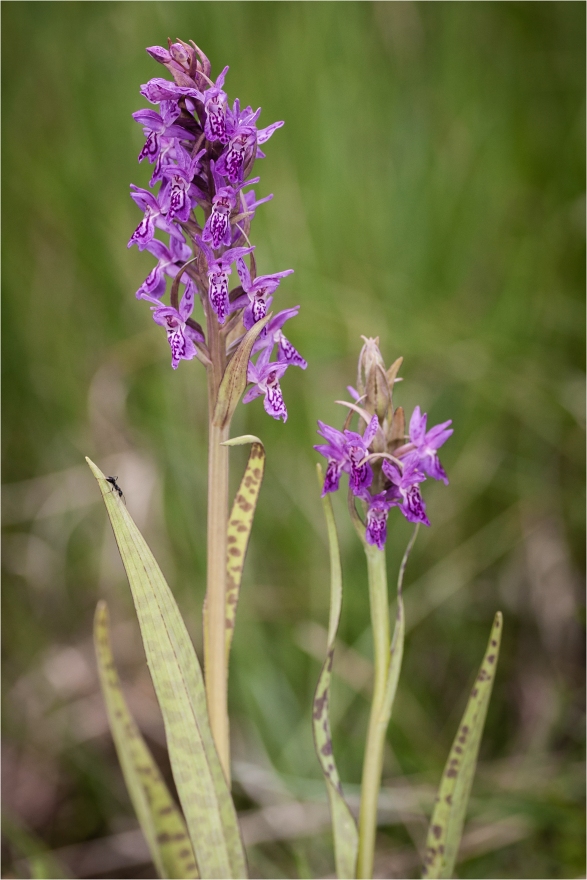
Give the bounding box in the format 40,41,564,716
204,311,231,781
357,545,390,879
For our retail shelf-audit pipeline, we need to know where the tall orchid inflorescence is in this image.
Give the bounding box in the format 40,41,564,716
315,337,452,549
129,38,305,421
127,38,306,783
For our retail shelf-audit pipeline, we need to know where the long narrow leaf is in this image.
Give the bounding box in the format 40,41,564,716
222,435,265,662
422,611,503,879
94,601,199,879
87,457,247,880
313,464,359,879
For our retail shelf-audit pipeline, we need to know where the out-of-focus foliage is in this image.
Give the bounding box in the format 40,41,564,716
2,3,584,879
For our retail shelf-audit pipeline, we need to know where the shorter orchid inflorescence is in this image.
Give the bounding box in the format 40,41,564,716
129,38,305,421
315,338,452,549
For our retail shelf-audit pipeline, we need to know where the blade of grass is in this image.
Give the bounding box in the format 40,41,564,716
313,464,359,879
422,612,503,879
87,457,247,880
94,600,199,879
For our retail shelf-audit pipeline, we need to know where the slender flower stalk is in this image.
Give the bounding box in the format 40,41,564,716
357,544,390,880
129,37,306,780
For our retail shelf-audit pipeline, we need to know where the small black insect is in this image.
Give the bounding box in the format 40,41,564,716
105,475,125,503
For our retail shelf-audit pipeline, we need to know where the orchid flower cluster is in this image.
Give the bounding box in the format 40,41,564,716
315,338,453,550
128,37,305,421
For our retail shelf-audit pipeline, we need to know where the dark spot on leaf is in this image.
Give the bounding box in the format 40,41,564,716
179,849,191,858
455,746,463,754
487,654,495,663
229,547,242,556
445,794,452,805
321,740,333,756
432,825,442,839
227,535,237,544
159,805,173,815
491,640,497,646
446,768,457,778
313,692,327,720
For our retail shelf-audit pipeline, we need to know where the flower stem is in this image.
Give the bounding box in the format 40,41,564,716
204,310,231,781
357,544,390,879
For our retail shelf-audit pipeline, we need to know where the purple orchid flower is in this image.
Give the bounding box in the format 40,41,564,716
382,459,430,526
140,77,203,105
399,406,453,485
235,256,293,328
344,415,379,495
253,307,307,368
146,280,204,369
314,422,350,496
133,101,194,167
196,237,254,324
243,345,289,422
364,492,395,551
202,185,237,249
135,236,193,300
314,414,379,497
128,185,184,249
160,145,206,222
215,104,284,183
203,66,230,143
215,125,258,184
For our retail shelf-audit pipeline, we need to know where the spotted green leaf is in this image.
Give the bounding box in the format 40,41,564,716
222,435,265,662
422,611,503,879
313,464,359,879
212,314,271,429
94,601,199,879
86,457,247,880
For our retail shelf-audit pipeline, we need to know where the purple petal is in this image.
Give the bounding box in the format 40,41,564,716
409,406,427,445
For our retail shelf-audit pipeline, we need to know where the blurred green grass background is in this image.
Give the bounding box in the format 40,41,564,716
2,2,584,878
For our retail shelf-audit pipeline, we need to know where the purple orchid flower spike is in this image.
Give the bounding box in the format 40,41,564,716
148,279,204,369
253,307,307,368
133,102,194,166
196,237,254,324
244,345,289,422
344,414,379,495
235,257,294,329
128,185,184,249
314,422,350,496
160,144,206,222
203,65,230,143
401,406,453,485
382,459,430,526
135,236,193,300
